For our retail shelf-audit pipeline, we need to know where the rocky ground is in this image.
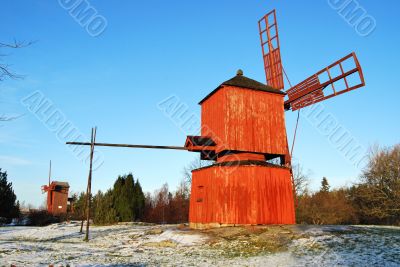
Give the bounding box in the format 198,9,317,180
0,222,399,266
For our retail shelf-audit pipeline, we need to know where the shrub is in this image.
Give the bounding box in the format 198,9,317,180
27,210,59,226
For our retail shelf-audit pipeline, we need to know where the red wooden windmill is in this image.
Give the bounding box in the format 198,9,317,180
41,161,71,215
68,9,365,231
187,9,365,228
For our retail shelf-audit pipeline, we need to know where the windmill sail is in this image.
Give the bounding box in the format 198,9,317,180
284,52,365,111
259,10,284,90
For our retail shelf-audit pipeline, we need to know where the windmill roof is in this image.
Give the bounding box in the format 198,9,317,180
199,70,285,104
52,181,70,187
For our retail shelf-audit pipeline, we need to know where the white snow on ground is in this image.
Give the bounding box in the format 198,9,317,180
0,222,400,266
290,225,400,266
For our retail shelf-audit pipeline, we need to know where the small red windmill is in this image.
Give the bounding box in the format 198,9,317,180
41,161,71,215
67,9,365,230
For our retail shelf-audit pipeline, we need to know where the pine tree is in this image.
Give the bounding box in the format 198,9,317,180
73,192,87,220
88,173,148,224
113,176,127,222
134,179,145,220
93,189,118,225
320,177,330,193
0,169,20,221
125,174,135,221
113,174,136,222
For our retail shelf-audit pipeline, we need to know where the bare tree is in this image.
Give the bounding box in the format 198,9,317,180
291,162,310,196
154,183,169,224
182,158,212,186
351,143,400,224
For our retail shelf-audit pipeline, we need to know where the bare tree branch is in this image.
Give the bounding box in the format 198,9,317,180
0,64,24,81
292,162,310,196
0,113,25,122
182,158,212,185
0,39,35,48
0,39,35,81
0,39,34,123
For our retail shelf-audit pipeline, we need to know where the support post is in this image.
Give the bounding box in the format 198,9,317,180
80,182,88,233
84,127,96,241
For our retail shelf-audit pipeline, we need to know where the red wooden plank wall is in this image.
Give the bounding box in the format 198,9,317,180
47,191,68,215
201,86,288,156
189,164,295,225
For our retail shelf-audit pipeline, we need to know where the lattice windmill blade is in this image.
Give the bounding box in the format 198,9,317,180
258,9,284,90
284,52,365,111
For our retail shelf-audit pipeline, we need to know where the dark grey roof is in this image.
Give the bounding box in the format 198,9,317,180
199,72,285,104
52,181,70,187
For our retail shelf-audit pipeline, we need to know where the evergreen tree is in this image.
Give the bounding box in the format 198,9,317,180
0,169,19,221
133,179,145,220
113,176,127,221
320,177,330,193
93,189,118,225
72,191,87,220
113,174,136,222
76,173,148,225
124,174,135,221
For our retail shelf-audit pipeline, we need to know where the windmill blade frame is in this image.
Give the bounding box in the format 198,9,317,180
284,52,365,111
258,9,285,90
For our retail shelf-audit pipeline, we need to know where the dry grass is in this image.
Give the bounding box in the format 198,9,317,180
197,225,301,258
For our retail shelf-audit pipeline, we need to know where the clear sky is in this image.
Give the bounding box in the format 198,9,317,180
1,0,399,207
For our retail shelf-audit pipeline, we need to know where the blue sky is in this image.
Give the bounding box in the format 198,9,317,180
1,0,399,207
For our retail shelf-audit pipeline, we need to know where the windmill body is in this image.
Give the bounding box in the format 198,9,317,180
186,72,295,228
41,162,72,216
42,181,70,215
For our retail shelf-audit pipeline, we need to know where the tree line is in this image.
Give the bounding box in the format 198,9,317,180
71,173,191,225
295,143,400,225
72,174,146,225
1,143,399,226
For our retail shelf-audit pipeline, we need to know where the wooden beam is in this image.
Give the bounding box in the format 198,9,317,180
84,127,96,242
80,182,88,234
66,142,188,151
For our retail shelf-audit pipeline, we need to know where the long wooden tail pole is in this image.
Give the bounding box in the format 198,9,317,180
67,136,188,240
66,142,187,150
